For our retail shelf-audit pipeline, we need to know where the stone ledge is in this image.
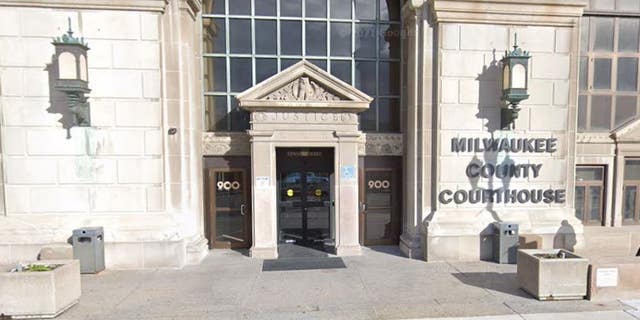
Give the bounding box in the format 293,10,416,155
419,0,587,27
0,0,169,12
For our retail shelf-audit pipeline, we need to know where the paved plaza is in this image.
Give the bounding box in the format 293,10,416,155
57,247,640,320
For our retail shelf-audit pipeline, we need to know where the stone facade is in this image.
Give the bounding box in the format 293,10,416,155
402,0,587,261
0,0,206,268
3,0,640,268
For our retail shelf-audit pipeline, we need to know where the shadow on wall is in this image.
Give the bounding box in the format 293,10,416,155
45,60,76,139
479,224,493,261
553,219,577,252
472,50,511,223
473,51,519,261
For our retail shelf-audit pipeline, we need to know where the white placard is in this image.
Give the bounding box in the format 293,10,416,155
596,268,619,288
255,176,270,189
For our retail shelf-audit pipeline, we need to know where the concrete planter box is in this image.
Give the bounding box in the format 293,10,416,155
0,259,81,319
517,249,589,301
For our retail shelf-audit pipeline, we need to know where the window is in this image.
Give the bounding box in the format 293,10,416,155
623,159,640,224
202,0,402,132
575,166,605,225
578,16,640,132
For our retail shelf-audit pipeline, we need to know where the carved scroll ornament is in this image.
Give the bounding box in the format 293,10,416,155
264,77,342,101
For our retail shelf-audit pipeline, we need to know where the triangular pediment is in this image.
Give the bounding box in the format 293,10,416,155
237,60,372,112
612,116,640,142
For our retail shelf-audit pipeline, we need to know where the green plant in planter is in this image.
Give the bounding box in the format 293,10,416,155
26,264,54,272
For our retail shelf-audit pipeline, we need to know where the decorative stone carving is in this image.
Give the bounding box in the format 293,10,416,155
251,111,358,124
360,133,404,156
576,133,614,144
264,77,342,101
202,132,250,156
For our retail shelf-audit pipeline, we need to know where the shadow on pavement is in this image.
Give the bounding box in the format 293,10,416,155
452,272,534,299
366,245,410,259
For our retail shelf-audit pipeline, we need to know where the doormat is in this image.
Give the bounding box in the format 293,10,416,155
262,257,346,272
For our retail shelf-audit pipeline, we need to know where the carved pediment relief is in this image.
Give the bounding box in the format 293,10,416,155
612,115,640,142
237,60,372,112
264,77,343,102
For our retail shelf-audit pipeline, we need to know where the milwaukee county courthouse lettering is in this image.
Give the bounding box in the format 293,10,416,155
1,0,640,268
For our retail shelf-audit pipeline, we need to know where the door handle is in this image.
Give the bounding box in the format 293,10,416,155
240,204,246,216
361,202,367,212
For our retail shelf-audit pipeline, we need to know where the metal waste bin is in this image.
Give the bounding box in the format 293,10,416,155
493,222,518,264
72,227,105,274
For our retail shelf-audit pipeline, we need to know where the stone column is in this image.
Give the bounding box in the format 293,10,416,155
400,3,433,259
161,0,208,264
613,145,628,227
249,131,278,259
335,131,362,256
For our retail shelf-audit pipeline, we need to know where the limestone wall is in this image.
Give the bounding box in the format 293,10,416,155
0,7,163,216
0,2,206,268
437,23,574,213
417,0,587,261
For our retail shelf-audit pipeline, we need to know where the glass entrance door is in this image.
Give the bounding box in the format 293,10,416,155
276,148,334,253
207,169,251,248
361,169,400,245
359,157,402,246
279,171,331,245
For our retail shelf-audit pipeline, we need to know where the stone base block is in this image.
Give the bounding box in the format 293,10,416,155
400,233,424,259
519,234,543,250
336,245,362,256
38,244,73,260
106,240,186,269
186,236,209,265
250,246,278,259
0,244,46,265
0,259,81,319
588,256,640,301
424,235,493,262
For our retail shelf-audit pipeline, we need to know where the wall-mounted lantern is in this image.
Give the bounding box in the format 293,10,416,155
52,18,91,129
501,34,530,130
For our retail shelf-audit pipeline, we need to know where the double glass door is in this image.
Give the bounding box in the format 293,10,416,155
277,148,334,251
279,171,332,246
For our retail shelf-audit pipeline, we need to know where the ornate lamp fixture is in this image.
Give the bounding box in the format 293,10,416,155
501,34,530,130
52,18,91,128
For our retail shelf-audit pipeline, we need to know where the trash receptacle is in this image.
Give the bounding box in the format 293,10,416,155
493,222,518,264
72,227,105,274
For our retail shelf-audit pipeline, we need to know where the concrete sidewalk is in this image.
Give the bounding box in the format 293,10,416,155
57,247,639,320
419,310,640,319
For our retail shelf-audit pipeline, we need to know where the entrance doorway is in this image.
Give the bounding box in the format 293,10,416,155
359,157,402,246
276,148,335,256
204,157,252,249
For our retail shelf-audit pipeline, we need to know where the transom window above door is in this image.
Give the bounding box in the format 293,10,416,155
202,0,402,133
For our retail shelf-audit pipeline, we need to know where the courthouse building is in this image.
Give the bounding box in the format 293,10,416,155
0,0,639,268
